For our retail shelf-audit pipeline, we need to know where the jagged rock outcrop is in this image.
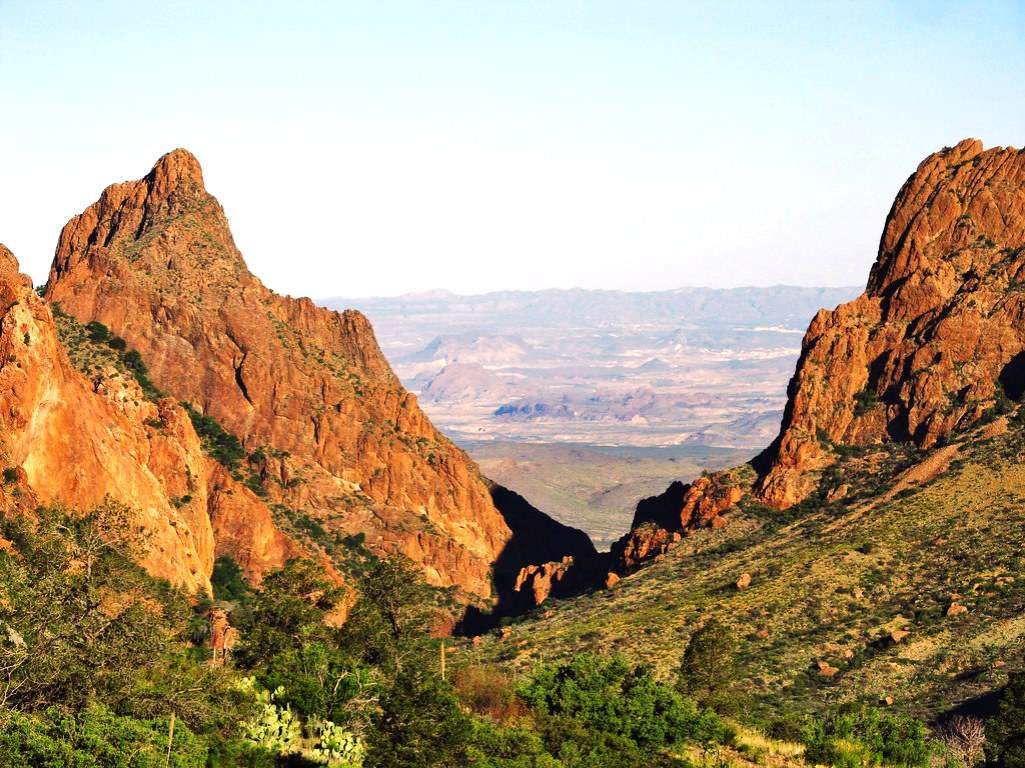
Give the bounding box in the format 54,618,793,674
756,139,1025,507
610,469,748,573
0,244,298,591
44,149,585,602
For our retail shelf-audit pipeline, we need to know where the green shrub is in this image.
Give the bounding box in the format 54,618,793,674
801,704,931,768
211,555,251,604
520,654,731,749
0,705,208,768
987,670,1025,767
182,403,246,471
85,321,112,344
854,387,881,416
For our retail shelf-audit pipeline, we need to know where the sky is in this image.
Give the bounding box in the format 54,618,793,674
0,1,1023,299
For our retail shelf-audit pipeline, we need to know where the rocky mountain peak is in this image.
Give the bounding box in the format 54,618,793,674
753,139,1024,508
0,243,19,275
148,147,206,190
43,150,589,604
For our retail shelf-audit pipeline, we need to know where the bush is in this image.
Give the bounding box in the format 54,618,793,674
0,705,208,768
453,666,525,724
85,321,112,344
854,387,881,416
211,555,251,604
519,654,731,750
182,403,246,471
801,704,931,768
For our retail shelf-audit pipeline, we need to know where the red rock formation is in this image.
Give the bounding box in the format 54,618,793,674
0,244,298,591
513,557,575,608
756,139,1025,507
610,471,746,573
45,150,584,602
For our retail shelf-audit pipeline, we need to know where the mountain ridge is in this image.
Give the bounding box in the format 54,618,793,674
37,148,590,605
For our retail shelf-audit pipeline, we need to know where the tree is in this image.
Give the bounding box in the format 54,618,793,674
211,555,252,604
339,556,436,674
675,619,738,710
0,503,249,744
233,559,378,732
367,665,471,768
235,558,346,669
988,671,1025,768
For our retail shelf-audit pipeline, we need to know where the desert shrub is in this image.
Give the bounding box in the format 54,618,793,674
801,704,931,768
854,387,881,416
520,654,731,750
182,403,246,471
211,555,252,604
0,704,208,768
454,666,525,724
85,320,112,344
935,715,985,767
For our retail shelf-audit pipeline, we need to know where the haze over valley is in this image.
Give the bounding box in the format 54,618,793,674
329,285,860,546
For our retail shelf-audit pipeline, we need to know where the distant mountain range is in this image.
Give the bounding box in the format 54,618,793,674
326,285,862,331
323,284,861,453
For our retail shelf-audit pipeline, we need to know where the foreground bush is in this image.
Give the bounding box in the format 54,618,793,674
519,654,732,753
0,705,207,768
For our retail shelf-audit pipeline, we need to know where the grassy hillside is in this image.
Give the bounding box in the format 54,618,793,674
467,441,750,549
465,410,1025,722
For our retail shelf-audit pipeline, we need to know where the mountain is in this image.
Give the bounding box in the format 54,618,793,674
606,138,1025,571
467,140,1025,719
412,334,532,366
332,286,862,330
419,362,512,403
41,149,590,604
0,244,299,592
757,138,1025,508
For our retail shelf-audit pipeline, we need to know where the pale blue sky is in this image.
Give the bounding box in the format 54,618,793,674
1,1,1022,297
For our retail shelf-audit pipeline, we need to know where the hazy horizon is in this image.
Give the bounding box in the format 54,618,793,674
326,281,865,302
2,1,1023,298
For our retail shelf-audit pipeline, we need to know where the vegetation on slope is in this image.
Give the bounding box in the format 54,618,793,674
0,501,742,767
462,405,1025,755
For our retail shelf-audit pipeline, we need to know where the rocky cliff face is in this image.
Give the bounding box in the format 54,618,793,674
44,149,583,602
610,469,747,573
604,139,1025,578
0,244,298,592
756,139,1025,507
